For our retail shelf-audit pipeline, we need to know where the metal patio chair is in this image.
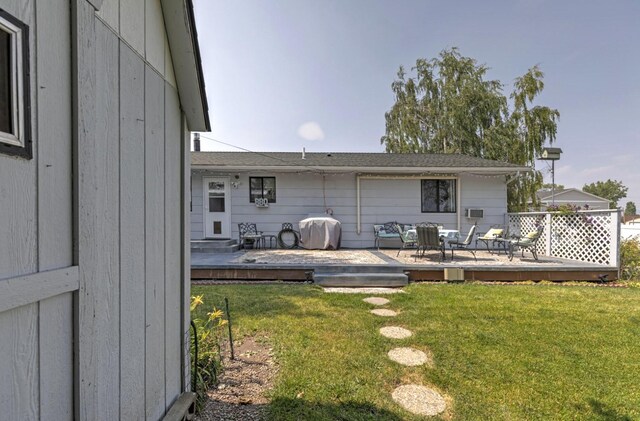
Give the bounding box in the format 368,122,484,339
238,222,263,249
396,223,417,257
448,224,478,261
508,225,544,261
475,225,506,254
416,225,445,262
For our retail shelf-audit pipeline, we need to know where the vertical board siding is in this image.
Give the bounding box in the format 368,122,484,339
0,303,39,419
95,0,119,32
164,82,182,405
120,0,145,56
0,0,37,280
144,66,166,421
145,0,165,76
36,0,75,416
38,293,74,420
118,42,146,420
93,21,121,420
182,116,192,392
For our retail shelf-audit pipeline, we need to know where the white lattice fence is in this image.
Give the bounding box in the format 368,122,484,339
507,210,620,266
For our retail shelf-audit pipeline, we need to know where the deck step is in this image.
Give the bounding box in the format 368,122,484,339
191,240,240,253
313,272,408,287
317,265,405,274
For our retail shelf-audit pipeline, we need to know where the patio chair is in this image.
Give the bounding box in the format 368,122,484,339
416,225,444,262
475,225,505,253
396,223,417,257
448,224,478,261
508,225,544,261
238,222,263,249
374,221,401,250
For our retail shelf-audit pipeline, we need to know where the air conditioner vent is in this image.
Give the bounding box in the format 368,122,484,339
466,208,484,218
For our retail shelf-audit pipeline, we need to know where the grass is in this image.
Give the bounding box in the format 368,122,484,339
192,283,640,420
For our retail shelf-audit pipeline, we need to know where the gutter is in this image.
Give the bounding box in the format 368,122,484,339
191,165,532,174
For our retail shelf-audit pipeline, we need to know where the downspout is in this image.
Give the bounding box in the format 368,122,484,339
456,176,461,231
356,174,361,234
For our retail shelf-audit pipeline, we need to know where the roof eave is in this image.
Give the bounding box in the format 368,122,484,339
191,165,531,174
161,0,211,131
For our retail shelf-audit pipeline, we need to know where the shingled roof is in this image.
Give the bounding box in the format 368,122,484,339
191,152,529,172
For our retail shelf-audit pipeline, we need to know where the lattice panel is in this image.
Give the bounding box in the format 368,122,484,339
507,213,547,256
550,212,612,264
507,211,617,266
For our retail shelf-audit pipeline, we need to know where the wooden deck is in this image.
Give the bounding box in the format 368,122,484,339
191,249,618,282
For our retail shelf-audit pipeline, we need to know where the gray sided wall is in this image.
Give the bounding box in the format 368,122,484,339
76,1,188,420
191,171,507,248
0,0,75,419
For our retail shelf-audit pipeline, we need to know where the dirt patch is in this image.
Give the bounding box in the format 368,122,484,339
196,336,277,421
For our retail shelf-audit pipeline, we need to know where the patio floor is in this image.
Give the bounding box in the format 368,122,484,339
191,248,617,282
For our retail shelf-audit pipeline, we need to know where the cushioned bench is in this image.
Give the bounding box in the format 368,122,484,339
373,222,413,249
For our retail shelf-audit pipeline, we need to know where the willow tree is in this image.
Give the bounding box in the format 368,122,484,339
381,48,560,211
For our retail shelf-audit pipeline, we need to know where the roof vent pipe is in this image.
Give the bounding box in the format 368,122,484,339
302,147,306,160
193,133,200,151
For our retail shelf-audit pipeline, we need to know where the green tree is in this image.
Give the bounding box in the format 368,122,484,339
381,48,560,211
582,179,628,209
541,183,565,191
624,201,636,216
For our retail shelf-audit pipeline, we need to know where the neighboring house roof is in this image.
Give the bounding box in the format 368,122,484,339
161,0,210,131
191,152,531,173
536,188,609,204
623,215,640,224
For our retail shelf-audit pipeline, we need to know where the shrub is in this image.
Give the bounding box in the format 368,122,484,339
620,237,640,281
190,295,228,410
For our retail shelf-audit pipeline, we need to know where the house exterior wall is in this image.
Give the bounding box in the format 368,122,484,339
0,1,192,420
541,190,610,210
191,170,508,248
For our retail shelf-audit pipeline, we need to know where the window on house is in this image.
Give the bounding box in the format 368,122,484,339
250,177,276,203
421,179,456,213
0,9,30,159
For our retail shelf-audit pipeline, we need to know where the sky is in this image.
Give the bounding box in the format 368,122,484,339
192,0,640,208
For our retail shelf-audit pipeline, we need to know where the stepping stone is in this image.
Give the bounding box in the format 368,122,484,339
392,384,446,416
379,326,412,339
363,297,390,306
370,309,397,317
388,347,430,366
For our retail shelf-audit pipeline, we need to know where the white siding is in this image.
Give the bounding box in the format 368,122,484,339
191,171,509,248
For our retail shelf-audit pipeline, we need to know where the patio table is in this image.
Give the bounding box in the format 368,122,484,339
299,216,341,250
406,228,459,247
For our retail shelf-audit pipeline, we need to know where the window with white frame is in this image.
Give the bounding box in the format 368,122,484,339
0,9,31,159
421,179,457,213
249,177,276,203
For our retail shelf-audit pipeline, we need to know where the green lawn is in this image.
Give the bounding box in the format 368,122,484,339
192,283,640,420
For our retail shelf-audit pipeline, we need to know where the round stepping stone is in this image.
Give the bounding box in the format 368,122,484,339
392,384,446,416
379,326,412,339
370,309,397,317
388,347,430,366
363,297,390,306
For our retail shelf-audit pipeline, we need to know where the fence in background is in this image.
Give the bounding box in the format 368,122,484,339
506,210,620,267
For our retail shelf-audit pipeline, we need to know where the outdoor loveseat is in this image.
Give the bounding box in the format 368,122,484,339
374,222,414,249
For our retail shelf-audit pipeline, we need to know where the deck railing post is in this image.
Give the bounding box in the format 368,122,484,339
545,213,552,257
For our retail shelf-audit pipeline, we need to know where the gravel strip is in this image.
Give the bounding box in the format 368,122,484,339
387,347,431,366
363,297,390,305
231,249,387,265
379,326,412,339
392,384,446,416
196,337,276,421
370,309,398,317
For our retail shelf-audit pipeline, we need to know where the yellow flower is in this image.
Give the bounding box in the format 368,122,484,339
207,308,224,321
190,295,204,311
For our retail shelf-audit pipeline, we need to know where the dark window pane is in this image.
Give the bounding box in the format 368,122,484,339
263,177,276,202
209,197,225,212
422,179,456,213
213,221,222,234
249,177,262,202
0,30,12,134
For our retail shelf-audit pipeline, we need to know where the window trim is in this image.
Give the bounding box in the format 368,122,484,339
0,8,31,159
420,178,457,213
249,176,276,203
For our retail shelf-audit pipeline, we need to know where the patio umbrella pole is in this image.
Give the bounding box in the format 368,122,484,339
224,297,235,360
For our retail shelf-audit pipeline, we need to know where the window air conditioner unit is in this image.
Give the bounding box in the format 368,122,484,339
255,198,269,208
466,208,484,219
